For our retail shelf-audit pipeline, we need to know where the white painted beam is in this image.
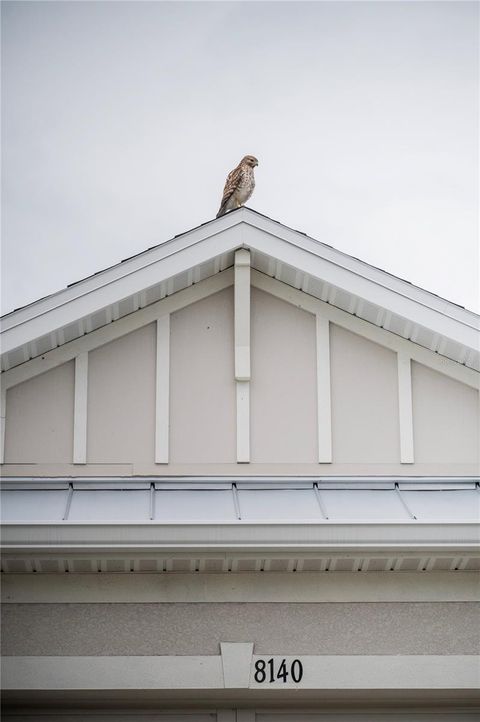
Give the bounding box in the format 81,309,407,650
236,380,250,463
2,654,477,692
73,353,88,465
316,316,332,463
234,248,251,381
0,387,6,464
235,249,251,463
155,315,170,464
397,353,415,464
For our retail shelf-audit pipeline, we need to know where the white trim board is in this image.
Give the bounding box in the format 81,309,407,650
251,271,479,390
2,654,477,692
315,317,332,463
3,572,478,604
2,520,479,551
73,353,88,465
1,269,233,391
2,208,478,373
3,267,477,395
155,316,170,464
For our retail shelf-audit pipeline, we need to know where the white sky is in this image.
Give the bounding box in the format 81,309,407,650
2,0,479,315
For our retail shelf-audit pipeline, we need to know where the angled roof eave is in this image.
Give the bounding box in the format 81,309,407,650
1,207,479,366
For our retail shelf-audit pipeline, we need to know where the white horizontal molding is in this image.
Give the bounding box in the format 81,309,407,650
2,520,479,551
251,271,479,390
2,269,233,391
3,571,478,603
2,654,477,691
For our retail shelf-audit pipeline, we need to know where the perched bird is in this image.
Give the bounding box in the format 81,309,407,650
216,155,259,218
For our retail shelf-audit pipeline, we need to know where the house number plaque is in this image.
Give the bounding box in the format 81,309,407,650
252,657,304,685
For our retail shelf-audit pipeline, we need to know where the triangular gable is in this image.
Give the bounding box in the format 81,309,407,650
1,207,479,372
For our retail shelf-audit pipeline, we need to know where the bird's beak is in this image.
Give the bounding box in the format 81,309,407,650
255,161,259,167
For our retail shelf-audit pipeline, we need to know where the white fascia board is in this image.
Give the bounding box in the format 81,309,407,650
2,521,479,552
242,210,480,328
242,221,479,350
3,654,477,692
0,221,244,355
1,212,241,331
2,208,478,357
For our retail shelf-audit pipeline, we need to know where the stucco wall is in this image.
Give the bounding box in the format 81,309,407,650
330,325,400,463
170,287,236,463
2,286,479,473
4,361,74,463
251,289,317,463
412,361,479,464
87,323,156,464
2,602,478,656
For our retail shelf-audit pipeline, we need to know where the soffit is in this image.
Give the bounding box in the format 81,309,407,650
1,208,479,372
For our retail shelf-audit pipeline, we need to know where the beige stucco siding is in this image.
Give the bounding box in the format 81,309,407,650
87,324,156,464
4,362,74,463
2,287,479,473
2,602,478,656
170,287,236,463
330,325,400,463
251,289,317,463
412,362,479,464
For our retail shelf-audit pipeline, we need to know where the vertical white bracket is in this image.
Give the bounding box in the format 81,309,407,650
235,249,251,381
316,316,332,463
73,353,88,464
155,315,170,464
0,387,6,464
235,249,251,463
236,380,250,463
397,352,415,464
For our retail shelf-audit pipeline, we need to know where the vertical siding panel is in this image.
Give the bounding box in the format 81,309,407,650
155,315,170,463
316,316,332,463
236,380,250,463
397,352,415,464
73,353,88,464
235,249,251,462
0,387,6,464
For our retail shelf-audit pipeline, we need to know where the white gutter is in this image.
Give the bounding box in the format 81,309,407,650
2,520,479,552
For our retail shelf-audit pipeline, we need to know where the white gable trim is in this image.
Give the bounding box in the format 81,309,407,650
0,214,243,354
1,269,234,391
251,271,479,390
2,209,478,374
1,266,478,469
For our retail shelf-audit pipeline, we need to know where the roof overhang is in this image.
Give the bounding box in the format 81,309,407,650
2,478,479,573
2,208,479,371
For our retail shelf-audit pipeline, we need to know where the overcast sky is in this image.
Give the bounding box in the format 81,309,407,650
2,1,478,315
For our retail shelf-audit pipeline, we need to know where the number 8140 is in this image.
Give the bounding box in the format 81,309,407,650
253,658,303,684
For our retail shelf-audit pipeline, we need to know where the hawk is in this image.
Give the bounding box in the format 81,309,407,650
216,155,259,218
